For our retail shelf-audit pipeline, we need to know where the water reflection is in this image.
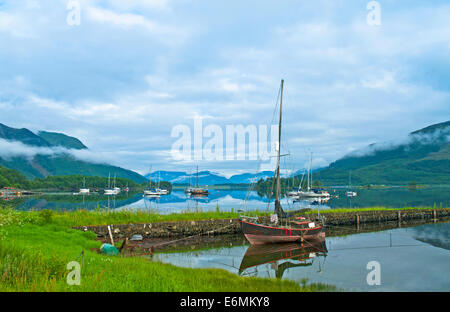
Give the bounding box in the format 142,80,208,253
11,186,450,212
239,240,328,279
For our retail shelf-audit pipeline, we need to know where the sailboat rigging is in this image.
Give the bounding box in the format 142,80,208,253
239,79,326,245
186,166,209,196
345,171,357,197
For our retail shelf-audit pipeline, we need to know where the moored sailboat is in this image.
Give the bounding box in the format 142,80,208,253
292,152,330,198
104,173,118,195
79,177,90,194
239,80,325,245
186,166,209,196
144,167,168,196
345,171,358,197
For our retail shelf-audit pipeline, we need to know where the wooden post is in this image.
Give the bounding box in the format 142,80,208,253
397,211,402,227
356,214,360,230
119,237,128,254
433,210,437,222
107,225,114,246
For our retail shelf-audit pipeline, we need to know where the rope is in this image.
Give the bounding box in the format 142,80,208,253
134,222,238,251
75,250,85,268
243,84,281,213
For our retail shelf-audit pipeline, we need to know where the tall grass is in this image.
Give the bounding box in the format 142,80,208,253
51,209,271,227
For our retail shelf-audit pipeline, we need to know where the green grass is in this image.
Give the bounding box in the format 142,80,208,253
51,209,271,227
0,207,333,292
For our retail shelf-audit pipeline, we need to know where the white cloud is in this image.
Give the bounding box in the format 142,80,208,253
86,6,163,32
0,11,35,38
106,0,169,10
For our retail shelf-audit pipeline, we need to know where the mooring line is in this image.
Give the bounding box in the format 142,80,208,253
140,222,237,250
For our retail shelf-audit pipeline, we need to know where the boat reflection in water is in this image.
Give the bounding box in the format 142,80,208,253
238,238,327,279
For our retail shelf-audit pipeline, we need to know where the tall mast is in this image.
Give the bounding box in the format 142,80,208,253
196,165,199,188
310,152,313,189
274,79,285,217
149,166,152,188
349,171,352,189
307,156,310,191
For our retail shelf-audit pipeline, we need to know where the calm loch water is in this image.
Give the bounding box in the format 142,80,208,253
152,222,450,291
13,186,450,213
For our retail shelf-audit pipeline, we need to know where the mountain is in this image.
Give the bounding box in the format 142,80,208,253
313,121,450,185
146,171,229,185
146,170,275,185
37,131,87,150
0,123,147,183
0,123,51,147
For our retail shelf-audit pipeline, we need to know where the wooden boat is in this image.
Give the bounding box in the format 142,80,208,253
240,217,325,245
239,80,325,245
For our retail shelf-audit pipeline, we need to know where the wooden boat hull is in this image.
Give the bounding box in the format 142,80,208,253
240,220,325,245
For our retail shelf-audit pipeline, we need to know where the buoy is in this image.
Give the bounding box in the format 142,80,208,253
100,243,119,256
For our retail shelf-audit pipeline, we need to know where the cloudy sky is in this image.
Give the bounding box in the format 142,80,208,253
0,0,449,176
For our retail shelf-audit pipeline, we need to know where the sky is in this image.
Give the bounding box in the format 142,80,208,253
0,0,449,176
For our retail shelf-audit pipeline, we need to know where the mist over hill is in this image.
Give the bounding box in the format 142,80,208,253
0,123,146,183
313,121,450,185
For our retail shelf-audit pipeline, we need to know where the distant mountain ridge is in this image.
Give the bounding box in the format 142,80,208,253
0,123,146,183
146,170,275,185
37,131,88,150
0,123,51,147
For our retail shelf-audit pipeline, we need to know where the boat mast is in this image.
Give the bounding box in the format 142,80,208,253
274,79,285,218
188,169,192,188
349,171,352,189
310,152,313,190
307,155,310,191
196,165,199,188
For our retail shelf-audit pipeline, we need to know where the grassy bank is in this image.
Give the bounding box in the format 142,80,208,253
0,208,332,292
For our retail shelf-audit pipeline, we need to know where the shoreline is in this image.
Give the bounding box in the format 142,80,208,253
75,208,450,240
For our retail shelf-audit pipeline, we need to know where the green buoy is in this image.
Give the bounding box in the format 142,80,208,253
100,243,119,256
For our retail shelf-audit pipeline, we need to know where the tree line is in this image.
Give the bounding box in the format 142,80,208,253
0,165,172,191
